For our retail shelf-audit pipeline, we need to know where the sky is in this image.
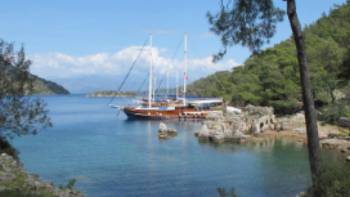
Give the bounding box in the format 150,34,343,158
0,0,346,93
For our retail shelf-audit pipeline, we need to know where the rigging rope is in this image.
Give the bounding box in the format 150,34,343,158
136,73,148,94
155,38,183,97
109,38,149,105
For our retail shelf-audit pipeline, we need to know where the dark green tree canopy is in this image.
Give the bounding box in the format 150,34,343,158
208,0,284,61
191,1,350,115
0,40,51,139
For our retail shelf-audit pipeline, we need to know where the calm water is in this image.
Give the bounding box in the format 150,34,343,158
13,95,314,197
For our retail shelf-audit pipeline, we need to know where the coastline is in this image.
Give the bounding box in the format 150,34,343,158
86,91,136,98
195,106,350,160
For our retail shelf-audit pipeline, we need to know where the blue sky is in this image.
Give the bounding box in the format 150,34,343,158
0,0,346,93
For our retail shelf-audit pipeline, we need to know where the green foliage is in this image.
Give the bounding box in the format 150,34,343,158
0,137,19,161
319,100,350,123
305,161,350,197
31,75,69,95
217,187,238,197
189,1,350,115
207,0,284,60
0,40,51,139
66,178,77,190
0,190,36,197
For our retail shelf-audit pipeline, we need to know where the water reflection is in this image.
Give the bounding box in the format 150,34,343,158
11,96,338,197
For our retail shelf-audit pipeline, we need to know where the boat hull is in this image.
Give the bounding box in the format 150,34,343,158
123,106,207,120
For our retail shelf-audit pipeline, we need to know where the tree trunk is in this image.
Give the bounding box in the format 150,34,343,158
286,0,321,189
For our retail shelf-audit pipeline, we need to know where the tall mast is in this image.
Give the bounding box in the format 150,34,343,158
175,69,179,100
166,68,169,99
148,34,153,108
183,33,188,106
153,76,156,102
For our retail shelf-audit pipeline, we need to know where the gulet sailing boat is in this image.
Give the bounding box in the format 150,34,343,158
122,34,223,119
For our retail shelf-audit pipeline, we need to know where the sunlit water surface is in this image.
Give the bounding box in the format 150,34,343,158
12,95,328,197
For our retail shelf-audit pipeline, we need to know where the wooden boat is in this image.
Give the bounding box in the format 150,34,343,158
123,106,195,119
116,34,223,120
123,98,223,120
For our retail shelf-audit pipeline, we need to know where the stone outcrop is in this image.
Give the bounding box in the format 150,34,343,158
0,153,83,197
158,122,177,139
196,105,350,161
320,138,350,154
338,117,350,128
276,112,348,138
275,112,306,132
196,105,275,143
242,105,276,134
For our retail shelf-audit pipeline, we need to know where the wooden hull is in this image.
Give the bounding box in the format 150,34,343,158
123,106,207,120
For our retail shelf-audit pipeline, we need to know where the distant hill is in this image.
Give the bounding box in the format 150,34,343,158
188,1,350,115
87,90,136,97
30,74,69,95
1,63,69,95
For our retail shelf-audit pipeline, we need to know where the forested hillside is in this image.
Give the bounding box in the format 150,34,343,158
189,1,350,118
1,63,69,95
30,74,69,95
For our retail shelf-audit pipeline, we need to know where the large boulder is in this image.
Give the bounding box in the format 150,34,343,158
320,138,350,154
206,111,224,121
338,117,350,128
196,105,276,144
158,122,177,139
226,106,242,115
276,113,306,132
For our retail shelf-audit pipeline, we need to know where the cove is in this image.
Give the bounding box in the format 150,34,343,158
12,95,325,197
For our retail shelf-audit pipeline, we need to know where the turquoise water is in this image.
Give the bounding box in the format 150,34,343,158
13,95,313,197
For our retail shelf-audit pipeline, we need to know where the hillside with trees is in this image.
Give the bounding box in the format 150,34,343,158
30,74,69,95
188,1,350,120
0,40,69,95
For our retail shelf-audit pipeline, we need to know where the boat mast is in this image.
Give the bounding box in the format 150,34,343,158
183,33,188,106
166,68,169,99
148,34,153,108
153,76,156,102
175,68,179,100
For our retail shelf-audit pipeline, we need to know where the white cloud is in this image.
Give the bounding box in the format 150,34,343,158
29,46,239,92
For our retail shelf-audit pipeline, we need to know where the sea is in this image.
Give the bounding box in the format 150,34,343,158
11,94,330,197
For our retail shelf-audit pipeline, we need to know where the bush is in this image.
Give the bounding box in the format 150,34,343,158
217,187,238,197
0,137,19,161
305,161,350,197
319,100,350,124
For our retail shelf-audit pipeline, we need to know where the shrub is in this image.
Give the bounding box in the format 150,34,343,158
319,100,350,124
305,161,350,197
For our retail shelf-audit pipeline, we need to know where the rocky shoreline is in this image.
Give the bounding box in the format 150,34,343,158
195,105,350,160
0,153,83,197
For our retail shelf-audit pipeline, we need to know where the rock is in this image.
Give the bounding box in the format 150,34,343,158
226,106,242,115
338,117,350,128
0,153,84,197
206,111,224,121
347,156,350,162
276,113,306,132
320,138,350,154
158,122,177,139
197,125,210,139
159,122,168,132
196,105,276,143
